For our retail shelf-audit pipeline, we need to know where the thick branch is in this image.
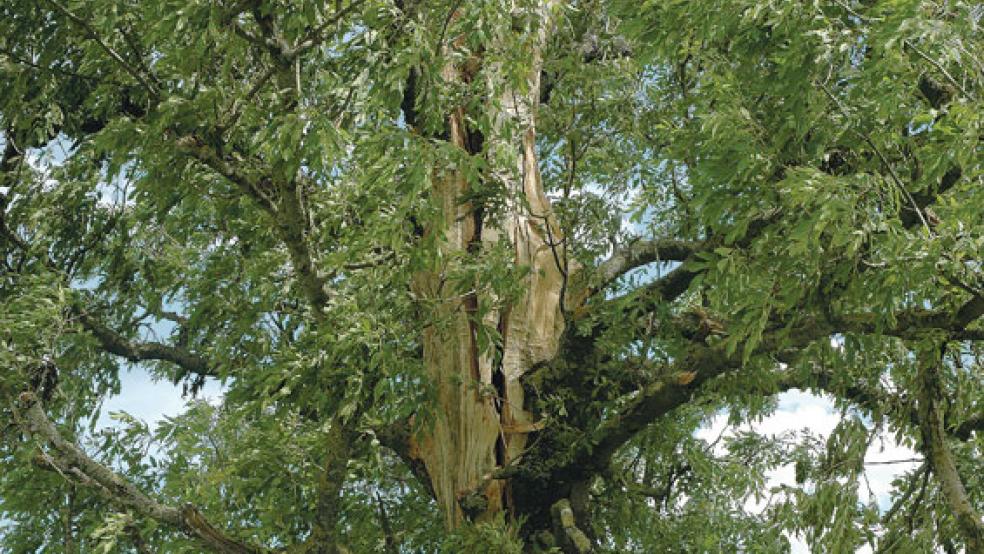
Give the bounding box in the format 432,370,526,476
549,292,983,483
551,498,594,554
17,392,267,554
74,311,215,378
591,156,964,325
592,238,701,293
587,210,783,317
827,296,984,341
173,135,278,214
293,421,353,554
374,420,435,499
276,179,332,311
173,137,331,312
900,166,962,228
568,345,732,479
955,415,984,441
915,347,984,553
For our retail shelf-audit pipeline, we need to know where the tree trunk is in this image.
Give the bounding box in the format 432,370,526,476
410,1,569,528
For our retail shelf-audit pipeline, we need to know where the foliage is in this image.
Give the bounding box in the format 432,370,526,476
1,0,982,552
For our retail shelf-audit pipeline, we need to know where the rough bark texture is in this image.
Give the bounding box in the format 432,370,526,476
917,347,984,554
410,1,568,526
17,392,268,554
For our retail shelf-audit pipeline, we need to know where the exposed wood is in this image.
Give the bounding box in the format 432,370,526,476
410,0,569,526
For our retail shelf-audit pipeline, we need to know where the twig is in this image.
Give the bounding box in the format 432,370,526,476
45,0,159,97
865,458,924,466
819,83,933,234
904,40,975,101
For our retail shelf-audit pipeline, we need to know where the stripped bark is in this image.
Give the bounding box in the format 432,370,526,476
409,0,569,526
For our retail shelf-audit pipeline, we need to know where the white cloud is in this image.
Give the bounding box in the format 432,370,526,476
97,367,225,432
697,390,920,553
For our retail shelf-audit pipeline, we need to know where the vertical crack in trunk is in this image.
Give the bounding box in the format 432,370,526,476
409,1,569,527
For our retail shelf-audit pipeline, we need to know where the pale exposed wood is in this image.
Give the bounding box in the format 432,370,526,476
410,0,569,526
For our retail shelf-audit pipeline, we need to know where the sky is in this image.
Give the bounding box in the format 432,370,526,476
695,388,919,554
82,190,924,554
96,365,920,554
96,367,225,430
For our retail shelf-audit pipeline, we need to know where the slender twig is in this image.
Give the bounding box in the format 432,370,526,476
904,40,975,101
880,462,929,527
290,0,367,58
45,0,159,97
435,0,465,54
0,46,118,85
116,19,160,89
819,83,932,234
223,0,364,132
865,458,924,466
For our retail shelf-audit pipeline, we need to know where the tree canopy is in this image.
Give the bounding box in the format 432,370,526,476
1,0,982,552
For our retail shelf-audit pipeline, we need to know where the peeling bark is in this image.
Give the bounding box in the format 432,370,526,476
410,0,569,527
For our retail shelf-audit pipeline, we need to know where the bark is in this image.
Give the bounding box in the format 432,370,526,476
409,0,568,527
293,420,353,554
16,392,269,554
550,499,594,553
916,346,984,554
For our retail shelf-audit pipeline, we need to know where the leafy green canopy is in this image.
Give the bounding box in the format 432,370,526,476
1,0,982,552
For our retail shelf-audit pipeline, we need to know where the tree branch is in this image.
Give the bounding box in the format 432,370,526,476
294,421,353,554
774,364,982,443
16,392,268,554
172,135,278,214
44,0,160,97
172,137,332,313
73,310,215,378
915,345,984,553
374,420,436,499
546,293,983,484
591,238,701,293
562,344,734,480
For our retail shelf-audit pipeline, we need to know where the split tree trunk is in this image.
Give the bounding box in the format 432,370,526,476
409,0,570,527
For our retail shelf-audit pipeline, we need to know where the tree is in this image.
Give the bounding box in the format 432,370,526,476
1,0,982,551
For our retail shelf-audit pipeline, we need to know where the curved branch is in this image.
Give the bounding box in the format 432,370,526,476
74,311,215,378
573,346,731,477
591,238,702,293
774,366,984,443
292,421,353,554
16,392,268,554
172,137,331,314
546,293,983,484
915,346,984,553
584,210,783,321
44,0,160,97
